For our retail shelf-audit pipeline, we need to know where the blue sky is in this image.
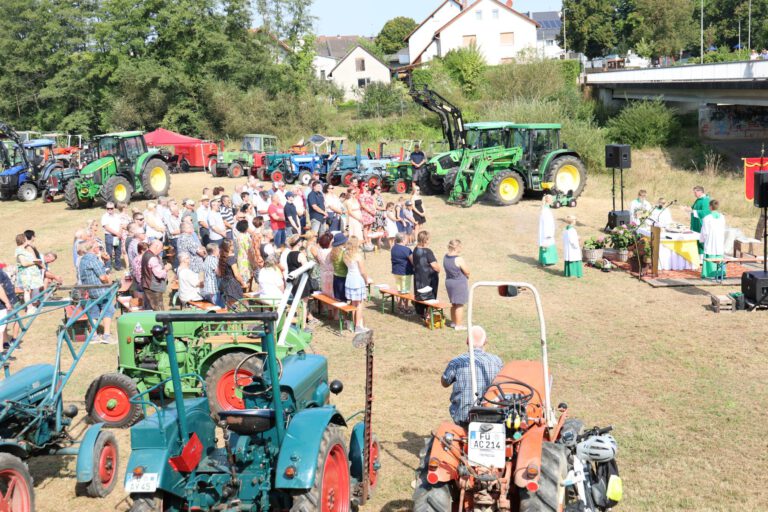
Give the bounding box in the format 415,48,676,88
311,0,563,37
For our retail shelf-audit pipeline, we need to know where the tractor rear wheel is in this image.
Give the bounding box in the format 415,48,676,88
442,168,459,197
545,156,587,199
330,173,341,186
204,351,264,419
298,170,313,186
341,171,355,187
0,453,34,512
519,442,568,512
179,158,191,173
393,179,408,195
77,430,119,498
365,175,380,190
417,169,436,195
488,171,525,206
413,437,453,512
227,162,244,179
141,159,170,199
64,180,92,210
101,176,134,205
85,373,143,428
17,183,38,202
290,424,351,512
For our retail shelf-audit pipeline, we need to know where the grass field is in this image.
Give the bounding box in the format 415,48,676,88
1,150,766,511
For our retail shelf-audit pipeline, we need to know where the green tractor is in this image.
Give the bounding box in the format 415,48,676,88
214,133,278,179
65,131,171,208
410,87,587,207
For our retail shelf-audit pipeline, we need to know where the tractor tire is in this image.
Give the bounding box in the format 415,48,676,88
545,155,587,199
297,170,313,186
207,157,217,175
393,179,408,195
290,424,351,512
77,430,119,498
141,159,170,199
330,173,341,186
227,162,244,179
270,169,285,183
64,180,92,210
519,442,568,512
284,168,297,184
129,493,173,512
488,171,525,206
341,171,356,187
101,176,134,205
417,168,437,195
413,437,453,512
442,168,460,197
204,351,264,419
179,158,191,173
17,183,38,202
85,373,143,428
365,174,380,190
0,453,34,511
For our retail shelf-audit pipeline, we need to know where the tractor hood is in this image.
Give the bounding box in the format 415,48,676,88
0,164,26,177
80,156,115,177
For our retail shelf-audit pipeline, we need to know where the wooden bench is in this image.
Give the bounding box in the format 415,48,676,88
309,293,357,333
378,286,449,330
702,257,761,284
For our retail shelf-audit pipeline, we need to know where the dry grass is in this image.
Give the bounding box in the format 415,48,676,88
0,149,765,511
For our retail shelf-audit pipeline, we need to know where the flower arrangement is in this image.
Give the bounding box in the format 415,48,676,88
583,236,607,250
609,224,639,250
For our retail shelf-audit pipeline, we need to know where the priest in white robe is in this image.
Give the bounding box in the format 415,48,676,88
562,215,583,278
700,199,726,279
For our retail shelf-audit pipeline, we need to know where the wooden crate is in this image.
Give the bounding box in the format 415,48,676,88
710,294,734,313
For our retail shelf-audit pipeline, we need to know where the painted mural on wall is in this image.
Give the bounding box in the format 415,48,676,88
700,105,768,140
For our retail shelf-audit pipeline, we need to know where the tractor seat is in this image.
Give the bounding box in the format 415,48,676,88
0,364,55,405
219,409,275,435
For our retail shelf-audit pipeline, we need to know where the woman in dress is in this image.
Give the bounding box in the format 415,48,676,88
443,239,470,330
413,230,441,320
286,235,318,326
343,237,369,332
317,232,335,297
216,239,245,307
324,184,344,232
411,186,427,234
15,233,43,306
344,188,364,241
538,194,558,266
234,220,253,286
384,202,399,248
359,186,376,248
373,186,386,231
330,233,348,302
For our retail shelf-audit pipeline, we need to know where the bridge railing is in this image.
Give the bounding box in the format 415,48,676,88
586,60,768,84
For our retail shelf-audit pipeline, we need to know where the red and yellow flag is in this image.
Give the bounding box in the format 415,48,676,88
744,156,768,201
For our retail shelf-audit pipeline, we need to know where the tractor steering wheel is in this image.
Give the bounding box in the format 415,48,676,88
233,352,284,398
480,379,536,408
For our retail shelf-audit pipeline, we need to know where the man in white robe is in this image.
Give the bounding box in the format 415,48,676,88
700,199,726,279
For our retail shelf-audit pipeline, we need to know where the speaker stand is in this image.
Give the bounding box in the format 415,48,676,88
604,167,628,231
747,206,768,311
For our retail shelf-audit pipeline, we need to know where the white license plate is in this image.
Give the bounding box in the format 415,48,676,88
125,473,159,493
467,422,506,468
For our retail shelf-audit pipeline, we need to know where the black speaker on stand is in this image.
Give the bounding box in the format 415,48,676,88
743,171,768,309
605,144,632,230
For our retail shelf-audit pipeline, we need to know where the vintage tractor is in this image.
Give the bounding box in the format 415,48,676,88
413,281,622,511
0,122,64,201
85,263,315,428
0,283,122,508
214,134,278,179
64,131,171,208
122,310,380,511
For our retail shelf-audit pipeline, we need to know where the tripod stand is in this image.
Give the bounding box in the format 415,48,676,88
748,205,768,311
604,166,628,231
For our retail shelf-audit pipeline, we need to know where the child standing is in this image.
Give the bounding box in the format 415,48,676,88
402,200,416,245
538,195,558,266
562,215,583,278
385,202,399,248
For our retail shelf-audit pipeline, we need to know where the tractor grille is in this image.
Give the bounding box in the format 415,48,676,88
438,155,454,169
0,174,18,189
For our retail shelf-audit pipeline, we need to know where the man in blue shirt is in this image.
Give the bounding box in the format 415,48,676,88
307,181,327,235
409,144,426,188
78,242,116,344
390,233,414,313
441,326,503,426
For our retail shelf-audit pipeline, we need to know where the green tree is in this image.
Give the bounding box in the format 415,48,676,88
632,0,696,58
255,0,316,51
441,43,487,98
375,16,417,55
560,0,617,58
358,82,408,118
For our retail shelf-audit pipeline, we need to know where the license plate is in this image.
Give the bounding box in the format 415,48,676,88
125,473,159,493
467,422,506,468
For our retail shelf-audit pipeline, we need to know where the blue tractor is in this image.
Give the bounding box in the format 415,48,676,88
0,122,63,201
124,311,381,511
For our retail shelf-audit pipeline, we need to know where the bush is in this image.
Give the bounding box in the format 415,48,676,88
441,43,487,98
606,99,680,149
358,82,409,118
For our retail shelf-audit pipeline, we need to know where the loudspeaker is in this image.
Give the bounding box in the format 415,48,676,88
741,271,768,302
607,210,631,230
605,144,631,169
754,171,768,208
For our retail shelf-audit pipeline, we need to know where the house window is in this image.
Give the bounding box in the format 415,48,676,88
357,78,371,88
500,32,515,46
492,9,499,19
356,58,366,72
546,39,555,47
463,35,477,47
475,10,482,21
320,70,326,80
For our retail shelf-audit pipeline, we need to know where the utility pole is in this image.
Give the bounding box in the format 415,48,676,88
749,0,752,53
739,18,742,55
700,0,704,64
562,6,567,58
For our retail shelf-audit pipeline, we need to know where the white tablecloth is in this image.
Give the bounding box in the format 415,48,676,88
638,228,701,271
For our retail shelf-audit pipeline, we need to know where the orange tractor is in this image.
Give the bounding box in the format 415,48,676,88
413,282,623,512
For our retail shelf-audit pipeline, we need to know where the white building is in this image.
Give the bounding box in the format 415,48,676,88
328,45,392,101
530,11,564,59
406,0,539,66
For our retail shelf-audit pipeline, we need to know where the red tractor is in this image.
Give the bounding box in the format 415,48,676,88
414,282,623,512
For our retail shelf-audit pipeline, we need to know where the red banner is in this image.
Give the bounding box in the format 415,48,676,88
744,157,768,201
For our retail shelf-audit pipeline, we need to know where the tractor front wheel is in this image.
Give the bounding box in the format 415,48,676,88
0,453,33,512
330,173,341,186
17,183,38,202
290,424,351,512
545,156,587,199
413,438,453,512
85,373,143,428
102,176,134,205
341,171,356,187
64,180,92,210
488,171,525,206
204,352,264,419
519,442,568,512
365,175,380,190
442,168,459,197
297,170,313,186
228,162,244,179
207,157,217,175
77,430,119,498
393,179,408,195
270,170,284,183
417,168,436,195
141,159,170,199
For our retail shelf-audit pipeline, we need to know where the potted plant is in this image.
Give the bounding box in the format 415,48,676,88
583,236,606,263
609,224,638,262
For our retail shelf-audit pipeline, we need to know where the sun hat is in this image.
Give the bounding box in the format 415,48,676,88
332,233,348,247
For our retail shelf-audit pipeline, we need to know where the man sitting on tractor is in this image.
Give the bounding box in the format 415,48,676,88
441,325,503,427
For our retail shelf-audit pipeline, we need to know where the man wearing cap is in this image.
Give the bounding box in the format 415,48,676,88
196,196,211,246
181,199,198,235
268,194,287,247
208,198,227,246
101,202,124,270
307,181,327,235
284,192,301,237
441,326,503,426
410,144,426,188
